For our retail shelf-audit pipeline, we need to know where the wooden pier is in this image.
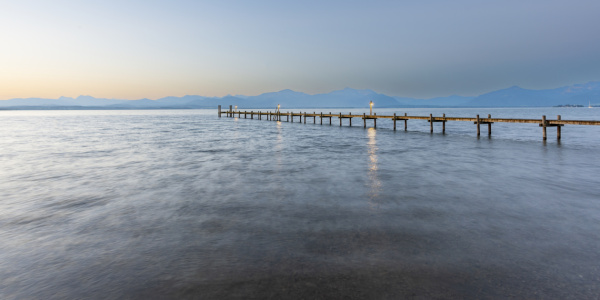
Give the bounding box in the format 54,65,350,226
217,105,600,140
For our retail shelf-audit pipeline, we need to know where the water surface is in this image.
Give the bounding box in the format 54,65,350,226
1,108,600,299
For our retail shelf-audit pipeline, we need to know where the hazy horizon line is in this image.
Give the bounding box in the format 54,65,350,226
3,80,599,102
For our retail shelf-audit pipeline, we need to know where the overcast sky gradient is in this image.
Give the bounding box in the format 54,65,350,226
2,0,600,99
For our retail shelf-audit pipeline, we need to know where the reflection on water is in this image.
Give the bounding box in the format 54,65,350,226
367,128,381,208
275,121,283,168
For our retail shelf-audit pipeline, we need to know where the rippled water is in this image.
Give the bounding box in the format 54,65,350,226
1,108,600,299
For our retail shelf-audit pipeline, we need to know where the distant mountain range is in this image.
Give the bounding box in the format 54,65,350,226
2,81,599,109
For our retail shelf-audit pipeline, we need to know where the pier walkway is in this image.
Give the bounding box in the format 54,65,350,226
218,105,600,140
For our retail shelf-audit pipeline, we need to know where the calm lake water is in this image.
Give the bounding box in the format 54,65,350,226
1,108,600,299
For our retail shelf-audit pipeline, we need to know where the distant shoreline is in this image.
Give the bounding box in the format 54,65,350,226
1,105,594,111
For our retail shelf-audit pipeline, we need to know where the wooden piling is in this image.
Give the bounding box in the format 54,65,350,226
542,115,547,140
363,113,366,128
488,114,492,136
349,113,352,126
430,114,434,133
442,113,446,133
320,113,323,125
329,112,332,125
404,113,408,131
476,114,481,136
393,113,396,131
374,113,377,128
557,115,561,140
218,105,221,117
251,111,253,119
313,112,316,124
229,105,232,117
304,112,307,124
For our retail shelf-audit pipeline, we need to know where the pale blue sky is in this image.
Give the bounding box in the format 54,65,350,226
1,0,599,99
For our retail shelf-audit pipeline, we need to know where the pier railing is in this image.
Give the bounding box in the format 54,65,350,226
217,105,600,140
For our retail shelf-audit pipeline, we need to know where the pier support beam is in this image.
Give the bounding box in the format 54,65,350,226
218,105,221,117
487,114,492,136
542,115,547,140
404,113,408,131
443,113,446,134
475,114,493,137
363,113,366,128
430,114,434,133
557,115,562,140
374,113,377,128
539,115,563,140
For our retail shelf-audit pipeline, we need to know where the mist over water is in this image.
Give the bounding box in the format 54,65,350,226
1,108,600,299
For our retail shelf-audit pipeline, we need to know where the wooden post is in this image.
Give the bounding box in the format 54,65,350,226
339,113,342,126
404,113,407,131
229,105,232,117
476,114,481,136
304,112,307,124
487,114,492,136
442,113,446,134
374,113,376,128
393,113,396,131
320,113,323,125
218,105,221,117
557,115,561,140
329,112,332,125
314,112,316,124
290,112,293,122
363,113,366,128
349,112,352,126
542,115,547,140
278,111,281,121
251,111,253,119
430,114,433,133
